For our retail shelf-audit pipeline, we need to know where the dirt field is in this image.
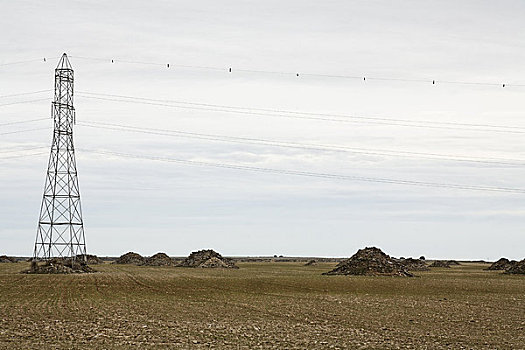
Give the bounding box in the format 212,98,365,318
0,262,524,349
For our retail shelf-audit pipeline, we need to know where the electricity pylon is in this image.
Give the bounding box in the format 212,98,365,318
33,53,87,260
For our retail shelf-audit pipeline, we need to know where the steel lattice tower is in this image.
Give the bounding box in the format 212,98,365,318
34,53,86,260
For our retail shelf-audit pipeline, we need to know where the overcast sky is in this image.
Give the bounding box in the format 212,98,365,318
1,0,524,259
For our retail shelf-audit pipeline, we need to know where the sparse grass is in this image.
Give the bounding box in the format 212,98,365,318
0,262,524,349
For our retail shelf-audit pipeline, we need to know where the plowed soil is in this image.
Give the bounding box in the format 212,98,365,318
0,262,524,349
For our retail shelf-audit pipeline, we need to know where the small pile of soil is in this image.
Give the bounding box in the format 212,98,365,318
429,260,451,268
486,258,517,271
447,260,461,266
0,255,17,263
143,252,175,266
323,247,413,277
505,259,525,275
25,258,94,274
76,254,103,265
114,252,145,265
198,257,231,268
399,257,429,271
179,249,238,269
304,260,317,266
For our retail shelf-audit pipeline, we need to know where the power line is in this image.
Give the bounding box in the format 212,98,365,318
6,118,519,167
76,92,525,134
0,90,52,99
0,146,48,156
1,55,523,88
78,91,525,131
69,55,525,88
0,118,49,128
0,98,49,107
0,127,49,136
0,151,47,160
69,55,263,72
80,149,525,194
0,57,57,67
78,120,525,167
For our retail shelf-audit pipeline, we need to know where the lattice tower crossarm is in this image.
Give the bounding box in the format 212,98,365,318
33,53,87,260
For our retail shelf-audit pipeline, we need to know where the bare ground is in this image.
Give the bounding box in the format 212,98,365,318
0,262,524,349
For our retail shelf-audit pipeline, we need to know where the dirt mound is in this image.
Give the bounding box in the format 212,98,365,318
323,247,413,277
429,260,451,268
76,254,103,265
114,252,145,265
504,259,525,275
179,249,238,269
25,258,94,274
447,260,461,265
143,252,175,266
197,257,230,268
304,260,317,266
399,257,429,271
486,258,517,271
0,255,17,263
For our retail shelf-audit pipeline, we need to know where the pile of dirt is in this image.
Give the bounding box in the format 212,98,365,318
447,260,461,266
505,259,525,275
25,258,94,274
304,260,317,266
179,249,238,269
143,252,175,266
76,254,103,265
430,260,456,268
114,252,145,265
399,257,429,271
429,260,451,268
486,258,517,271
197,257,231,268
322,247,413,277
0,255,17,263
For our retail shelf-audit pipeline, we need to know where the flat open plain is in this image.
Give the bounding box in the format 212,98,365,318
0,262,524,349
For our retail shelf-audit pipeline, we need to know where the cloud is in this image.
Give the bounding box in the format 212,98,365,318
1,0,524,258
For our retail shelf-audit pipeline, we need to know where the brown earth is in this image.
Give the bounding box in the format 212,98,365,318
0,255,16,263
114,252,145,265
179,249,238,269
1,262,524,349
486,258,517,271
197,257,231,268
430,260,452,268
323,247,413,277
304,260,317,266
234,257,342,263
142,252,175,266
505,259,525,275
398,257,430,271
24,258,94,274
76,254,104,265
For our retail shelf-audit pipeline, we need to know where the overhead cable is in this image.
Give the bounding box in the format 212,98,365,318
78,120,525,167
0,118,49,128
0,98,49,107
0,151,47,160
69,55,525,88
0,57,57,67
0,145,48,154
80,149,525,194
0,127,49,136
0,90,52,99
76,92,525,134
